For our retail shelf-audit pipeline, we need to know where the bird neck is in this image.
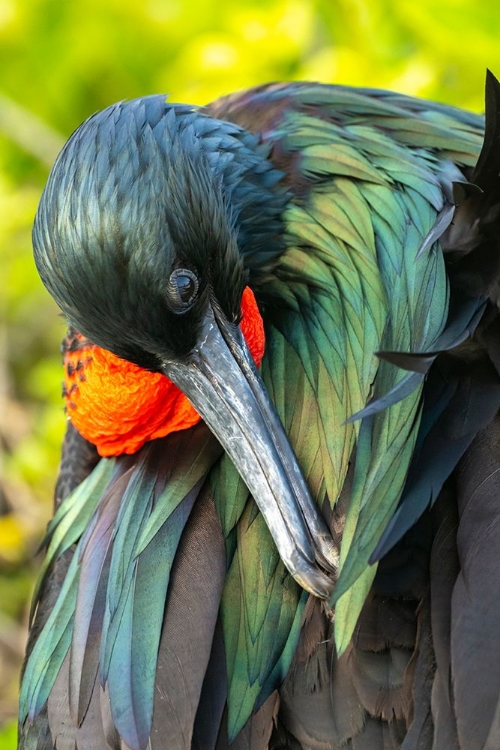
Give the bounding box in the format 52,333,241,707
63,287,265,457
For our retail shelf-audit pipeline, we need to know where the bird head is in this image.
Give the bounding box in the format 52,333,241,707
33,97,254,369
33,96,337,597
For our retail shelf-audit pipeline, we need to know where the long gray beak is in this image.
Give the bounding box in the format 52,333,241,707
162,305,337,598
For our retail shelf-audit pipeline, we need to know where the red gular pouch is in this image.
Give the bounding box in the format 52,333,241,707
63,286,265,457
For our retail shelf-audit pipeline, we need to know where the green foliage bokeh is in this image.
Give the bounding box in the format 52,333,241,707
1,0,500,740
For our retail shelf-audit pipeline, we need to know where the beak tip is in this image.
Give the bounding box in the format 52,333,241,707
289,551,336,599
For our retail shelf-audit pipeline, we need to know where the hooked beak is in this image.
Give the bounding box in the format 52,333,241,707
162,305,337,598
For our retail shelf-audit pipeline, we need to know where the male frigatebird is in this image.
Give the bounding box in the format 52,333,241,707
19,72,500,749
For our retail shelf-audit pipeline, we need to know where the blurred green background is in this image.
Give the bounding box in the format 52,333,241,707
1,0,500,743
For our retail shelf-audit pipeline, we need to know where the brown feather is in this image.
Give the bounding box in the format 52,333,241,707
150,488,226,750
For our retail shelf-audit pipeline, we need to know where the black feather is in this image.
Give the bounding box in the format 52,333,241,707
451,416,500,749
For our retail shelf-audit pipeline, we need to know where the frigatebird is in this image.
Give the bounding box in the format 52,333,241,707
18,72,500,749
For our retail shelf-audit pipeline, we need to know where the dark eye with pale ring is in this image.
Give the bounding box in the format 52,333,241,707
166,268,199,312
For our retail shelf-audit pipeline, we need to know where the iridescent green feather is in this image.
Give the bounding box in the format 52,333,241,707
255,92,482,653
29,457,116,623
207,86,484,733
19,458,116,722
218,496,307,739
21,427,221,748
330,149,452,651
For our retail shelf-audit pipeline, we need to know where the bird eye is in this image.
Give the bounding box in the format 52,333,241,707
167,268,199,312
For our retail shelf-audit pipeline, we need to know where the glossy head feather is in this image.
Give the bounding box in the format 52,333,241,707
33,96,286,369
